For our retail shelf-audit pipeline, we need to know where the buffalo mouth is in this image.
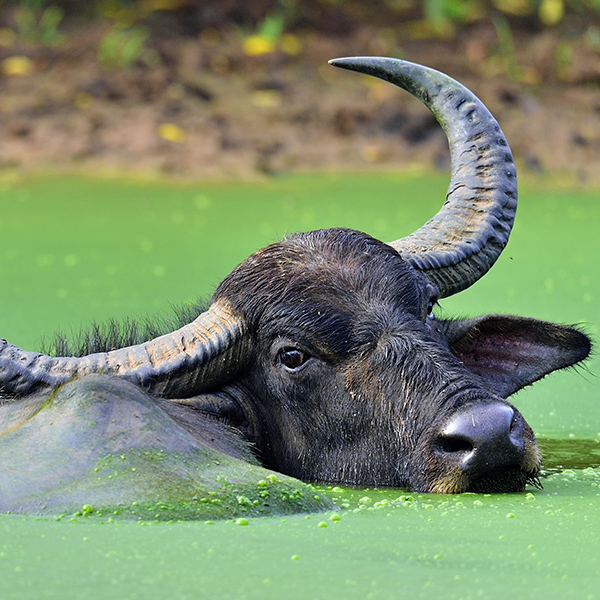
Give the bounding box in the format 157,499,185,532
428,453,543,494
432,466,542,494
467,467,543,494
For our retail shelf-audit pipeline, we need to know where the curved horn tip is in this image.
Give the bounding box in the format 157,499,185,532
329,56,386,75
330,55,517,298
329,56,418,78
329,56,393,69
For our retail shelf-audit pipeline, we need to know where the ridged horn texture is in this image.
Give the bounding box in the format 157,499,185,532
329,56,518,298
0,301,248,399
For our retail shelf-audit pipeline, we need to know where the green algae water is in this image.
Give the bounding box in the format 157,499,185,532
0,172,599,599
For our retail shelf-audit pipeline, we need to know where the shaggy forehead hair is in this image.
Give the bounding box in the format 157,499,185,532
214,227,426,339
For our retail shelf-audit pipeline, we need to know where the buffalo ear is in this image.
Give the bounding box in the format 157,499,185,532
441,314,591,398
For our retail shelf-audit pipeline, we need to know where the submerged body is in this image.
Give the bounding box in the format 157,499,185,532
0,58,591,514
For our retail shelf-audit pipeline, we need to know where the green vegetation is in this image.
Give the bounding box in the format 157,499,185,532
7,0,600,32
96,24,151,69
3,0,600,74
14,0,64,46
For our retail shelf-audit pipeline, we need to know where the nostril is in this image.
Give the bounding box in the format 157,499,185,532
434,403,526,478
436,435,474,455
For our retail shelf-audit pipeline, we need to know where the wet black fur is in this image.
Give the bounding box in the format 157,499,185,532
208,228,572,489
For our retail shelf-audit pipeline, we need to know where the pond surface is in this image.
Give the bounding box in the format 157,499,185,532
0,172,598,599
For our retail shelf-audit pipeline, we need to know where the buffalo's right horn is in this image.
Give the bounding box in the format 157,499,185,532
329,57,517,298
0,300,248,398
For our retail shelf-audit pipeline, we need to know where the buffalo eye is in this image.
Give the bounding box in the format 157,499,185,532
278,348,309,371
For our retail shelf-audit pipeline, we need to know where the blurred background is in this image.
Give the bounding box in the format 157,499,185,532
1,0,600,181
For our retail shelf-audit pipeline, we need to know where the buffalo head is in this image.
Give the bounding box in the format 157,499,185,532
0,57,591,494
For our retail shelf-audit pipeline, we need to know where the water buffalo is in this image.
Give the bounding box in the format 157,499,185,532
0,57,591,515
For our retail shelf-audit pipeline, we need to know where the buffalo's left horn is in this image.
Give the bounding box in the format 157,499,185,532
329,57,517,298
0,300,248,398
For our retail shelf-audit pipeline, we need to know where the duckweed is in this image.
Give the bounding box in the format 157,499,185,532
1,173,599,599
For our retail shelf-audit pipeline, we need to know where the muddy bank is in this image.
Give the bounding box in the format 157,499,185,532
1,21,600,181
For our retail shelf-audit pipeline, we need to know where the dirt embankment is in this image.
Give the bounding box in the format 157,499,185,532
1,19,600,182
